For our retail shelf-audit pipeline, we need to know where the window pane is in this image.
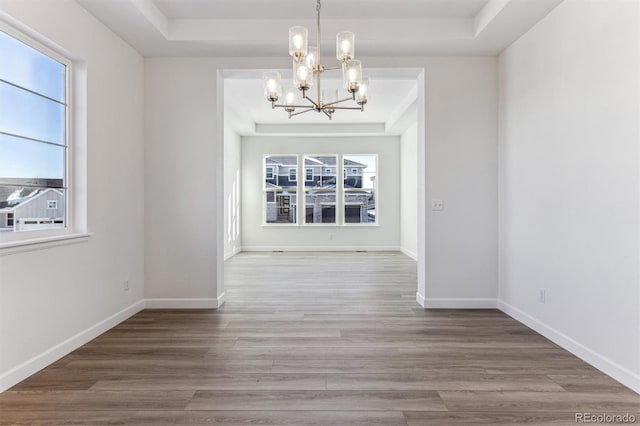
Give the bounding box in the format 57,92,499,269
0,186,65,233
0,133,64,180
265,155,297,188
344,155,377,224
0,31,66,103
0,81,65,144
265,190,296,224
304,189,336,224
304,155,336,188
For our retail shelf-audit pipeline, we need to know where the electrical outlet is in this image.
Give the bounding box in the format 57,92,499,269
539,288,545,304
123,280,130,291
431,199,444,211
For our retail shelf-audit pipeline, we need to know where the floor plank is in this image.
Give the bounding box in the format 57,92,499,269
2,251,638,425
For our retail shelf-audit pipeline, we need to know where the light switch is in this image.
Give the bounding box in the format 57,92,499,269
431,199,444,211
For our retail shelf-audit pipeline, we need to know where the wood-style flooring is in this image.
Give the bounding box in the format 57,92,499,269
2,252,639,425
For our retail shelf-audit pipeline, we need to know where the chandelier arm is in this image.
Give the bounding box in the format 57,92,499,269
320,65,341,71
322,96,356,108
290,108,316,117
322,110,333,119
331,106,365,111
302,92,320,109
273,104,315,109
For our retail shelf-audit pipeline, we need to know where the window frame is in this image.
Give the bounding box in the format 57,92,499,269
305,168,313,181
303,154,338,226
265,166,274,180
343,154,378,226
262,154,298,226
289,167,297,182
0,22,75,244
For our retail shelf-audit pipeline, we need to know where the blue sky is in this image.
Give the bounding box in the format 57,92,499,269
0,30,66,180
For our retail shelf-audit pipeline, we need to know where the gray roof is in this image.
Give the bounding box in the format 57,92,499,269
266,156,366,168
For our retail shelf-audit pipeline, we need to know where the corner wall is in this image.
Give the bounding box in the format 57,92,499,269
224,120,242,259
400,122,418,259
0,0,145,391
498,0,640,392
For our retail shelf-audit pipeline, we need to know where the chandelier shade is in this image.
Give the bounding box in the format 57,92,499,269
262,0,369,120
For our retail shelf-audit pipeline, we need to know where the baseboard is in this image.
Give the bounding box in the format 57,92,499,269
0,300,144,393
416,292,426,308
224,247,242,261
498,300,640,395
144,293,226,309
242,246,401,252
400,247,418,260
423,298,498,309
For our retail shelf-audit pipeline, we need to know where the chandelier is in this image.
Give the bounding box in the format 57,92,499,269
262,0,369,120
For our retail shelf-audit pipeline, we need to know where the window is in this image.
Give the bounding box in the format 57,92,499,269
264,155,297,224
0,27,69,235
304,155,337,224
261,154,378,226
344,155,377,224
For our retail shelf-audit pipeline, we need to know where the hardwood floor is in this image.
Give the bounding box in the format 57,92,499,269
2,252,638,425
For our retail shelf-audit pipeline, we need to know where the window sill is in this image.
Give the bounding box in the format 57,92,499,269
0,232,92,256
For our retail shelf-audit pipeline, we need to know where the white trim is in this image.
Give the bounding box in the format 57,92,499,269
241,246,401,252
422,298,498,309
145,294,226,309
0,300,144,393
498,300,640,395
0,232,91,255
416,292,426,308
400,247,417,260
224,246,242,260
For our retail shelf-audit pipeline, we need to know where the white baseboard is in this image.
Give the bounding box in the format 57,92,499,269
400,247,418,260
0,300,144,393
416,292,426,308
498,300,640,395
423,298,498,309
242,246,401,252
145,293,226,309
224,247,242,261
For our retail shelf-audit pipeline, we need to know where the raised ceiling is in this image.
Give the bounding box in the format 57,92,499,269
76,0,563,135
77,0,563,57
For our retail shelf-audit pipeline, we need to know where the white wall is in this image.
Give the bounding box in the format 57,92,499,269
0,0,144,391
241,136,400,250
224,117,242,259
421,57,498,306
144,58,222,301
400,122,418,259
144,56,498,309
498,0,640,392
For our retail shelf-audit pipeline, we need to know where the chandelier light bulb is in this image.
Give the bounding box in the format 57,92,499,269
357,77,369,105
305,48,317,71
262,71,282,102
285,90,296,106
336,31,355,62
343,60,362,93
289,26,308,59
293,61,313,90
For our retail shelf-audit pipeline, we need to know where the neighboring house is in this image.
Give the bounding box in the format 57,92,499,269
265,156,374,223
0,188,65,232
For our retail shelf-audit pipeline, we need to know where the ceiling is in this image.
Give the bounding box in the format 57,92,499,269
76,0,563,136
